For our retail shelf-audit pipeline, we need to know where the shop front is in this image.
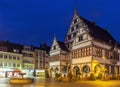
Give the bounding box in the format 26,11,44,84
0,68,13,77
35,69,45,77
21,70,34,77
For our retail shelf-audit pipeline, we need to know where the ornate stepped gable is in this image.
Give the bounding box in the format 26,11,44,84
64,10,117,50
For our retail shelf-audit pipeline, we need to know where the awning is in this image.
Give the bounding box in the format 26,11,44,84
13,69,20,73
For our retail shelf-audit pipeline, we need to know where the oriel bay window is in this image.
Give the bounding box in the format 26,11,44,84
72,47,92,59
50,55,60,62
94,47,102,57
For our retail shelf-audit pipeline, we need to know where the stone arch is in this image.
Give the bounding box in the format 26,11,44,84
94,64,103,79
62,66,67,73
50,68,55,78
55,67,59,74
55,67,59,71
82,65,90,73
94,64,102,73
73,66,80,77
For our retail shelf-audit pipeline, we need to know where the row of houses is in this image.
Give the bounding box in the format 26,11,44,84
0,41,50,77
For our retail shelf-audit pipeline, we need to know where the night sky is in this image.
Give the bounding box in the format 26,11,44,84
0,0,120,46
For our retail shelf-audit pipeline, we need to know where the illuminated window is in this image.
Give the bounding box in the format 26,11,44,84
17,64,20,67
13,63,16,67
84,48,87,56
81,49,84,57
78,49,82,57
13,49,17,53
87,47,92,56
94,47,102,57
8,62,11,67
0,62,2,66
4,62,7,67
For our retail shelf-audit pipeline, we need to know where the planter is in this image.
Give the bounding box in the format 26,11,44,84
9,78,34,84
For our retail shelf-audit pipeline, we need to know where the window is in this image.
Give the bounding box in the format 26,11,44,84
29,54,33,57
13,56,16,60
0,62,2,66
13,63,16,67
4,62,7,67
8,62,11,67
0,54,3,58
13,49,19,53
79,36,83,41
17,57,20,60
4,55,7,59
78,49,82,57
76,25,79,29
94,47,102,57
0,46,8,51
74,19,77,24
13,49,17,53
9,56,12,59
73,33,76,37
87,47,92,56
84,48,87,56
17,64,20,67
68,35,71,40
53,46,56,50
105,50,109,59
71,27,74,32
73,47,92,58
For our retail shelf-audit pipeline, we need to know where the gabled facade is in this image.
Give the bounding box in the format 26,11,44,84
49,36,68,77
49,10,120,78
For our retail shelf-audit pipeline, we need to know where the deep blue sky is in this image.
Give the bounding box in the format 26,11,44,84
0,0,120,46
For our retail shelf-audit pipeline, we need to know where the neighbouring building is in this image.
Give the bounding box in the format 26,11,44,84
49,9,120,78
0,41,50,78
21,45,35,77
0,41,23,77
34,43,50,77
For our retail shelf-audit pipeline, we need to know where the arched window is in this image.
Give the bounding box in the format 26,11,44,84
73,66,80,76
82,65,90,73
94,65,101,73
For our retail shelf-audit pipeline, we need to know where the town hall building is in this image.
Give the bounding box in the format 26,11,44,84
49,9,120,78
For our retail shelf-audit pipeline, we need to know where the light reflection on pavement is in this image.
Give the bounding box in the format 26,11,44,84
0,78,120,87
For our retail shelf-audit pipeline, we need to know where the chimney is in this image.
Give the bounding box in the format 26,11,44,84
40,44,43,48
43,43,47,49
